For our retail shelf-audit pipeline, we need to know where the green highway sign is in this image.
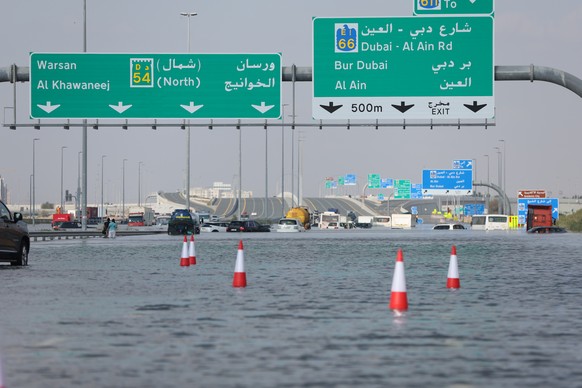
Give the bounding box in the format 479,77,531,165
312,16,494,120
30,53,281,119
367,173,381,189
394,179,412,199
414,0,494,16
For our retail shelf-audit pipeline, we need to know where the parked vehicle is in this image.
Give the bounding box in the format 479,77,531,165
391,214,416,229
527,205,553,231
168,209,200,235
471,215,509,230
128,206,155,226
53,221,82,230
200,222,229,233
52,212,72,229
276,218,305,232
433,223,466,230
0,200,30,266
285,207,312,230
319,211,340,229
226,220,270,232
527,226,567,234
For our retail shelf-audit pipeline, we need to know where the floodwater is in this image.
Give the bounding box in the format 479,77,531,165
1,228,582,387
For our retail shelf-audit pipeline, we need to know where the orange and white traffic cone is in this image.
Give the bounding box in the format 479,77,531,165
0,352,5,388
389,248,408,312
189,235,197,265
180,236,190,267
446,245,460,289
233,240,247,288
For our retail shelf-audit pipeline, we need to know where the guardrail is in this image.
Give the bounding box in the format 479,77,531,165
30,229,167,242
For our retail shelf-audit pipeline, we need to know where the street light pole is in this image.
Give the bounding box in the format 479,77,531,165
138,161,143,207
494,147,502,214
60,146,68,211
77,151,82,220
180,11,197,212
122,158,127,221
281,103,289,217
499,139,506,196
32,138,39,226
101,155,106,220
483,154,490,212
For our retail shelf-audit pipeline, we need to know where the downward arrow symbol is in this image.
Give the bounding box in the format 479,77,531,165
180,102,204,114
251,102,275,114
37,101,61,114
109,102,133,114
320,102,343,114
470,0,477,3
391,101,414,113
464,101,487,113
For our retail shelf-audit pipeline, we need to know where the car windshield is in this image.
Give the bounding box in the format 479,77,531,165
279,219,298,225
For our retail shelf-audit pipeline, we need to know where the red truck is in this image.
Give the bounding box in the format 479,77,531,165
52,213,72,229
526,205,553,231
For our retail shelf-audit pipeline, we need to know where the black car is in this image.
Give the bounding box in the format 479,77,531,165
53,221,81,230
168,209,200,235
0,200,30,266
527,226,567,234
226,220,270,232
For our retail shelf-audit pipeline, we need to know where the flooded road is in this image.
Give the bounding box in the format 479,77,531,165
1,229,582,387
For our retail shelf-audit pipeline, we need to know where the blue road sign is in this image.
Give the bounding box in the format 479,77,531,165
452,159,473,169
381,178,393,188
464,203,485,216
345,174,357,186
422,169,473,195
411,183,423,199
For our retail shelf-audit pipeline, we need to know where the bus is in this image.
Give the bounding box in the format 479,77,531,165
471,214,509,230
372,216,391,228
319,211,341,229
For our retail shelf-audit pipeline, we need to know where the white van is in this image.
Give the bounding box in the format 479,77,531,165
471,215,509,230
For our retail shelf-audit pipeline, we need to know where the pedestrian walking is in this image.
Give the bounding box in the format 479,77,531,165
108,218,117,239
102,217,110,238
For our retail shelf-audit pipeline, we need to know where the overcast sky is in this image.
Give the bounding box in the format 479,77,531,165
1,0,582,206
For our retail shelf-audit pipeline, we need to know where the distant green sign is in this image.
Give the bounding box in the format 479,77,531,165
394,179,412,199
414,0,494,16
368,173,381,189
30,53,281,119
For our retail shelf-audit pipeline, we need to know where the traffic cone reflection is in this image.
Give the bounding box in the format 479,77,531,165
446,245,460,289
180,236,190,267
389,248,408,312
189,235,197,265
233,240,247,288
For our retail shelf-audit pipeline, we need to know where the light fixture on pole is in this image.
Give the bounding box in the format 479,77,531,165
180,11,197,213
60,146,68,211
32,138,40,226
101,155,107,220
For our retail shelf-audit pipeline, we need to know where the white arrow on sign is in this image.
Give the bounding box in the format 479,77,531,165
109,102,133,114
37,101,61,114
180,102,204,114
251,102,275,114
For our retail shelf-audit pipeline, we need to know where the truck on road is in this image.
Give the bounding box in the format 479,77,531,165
128,206,155,226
